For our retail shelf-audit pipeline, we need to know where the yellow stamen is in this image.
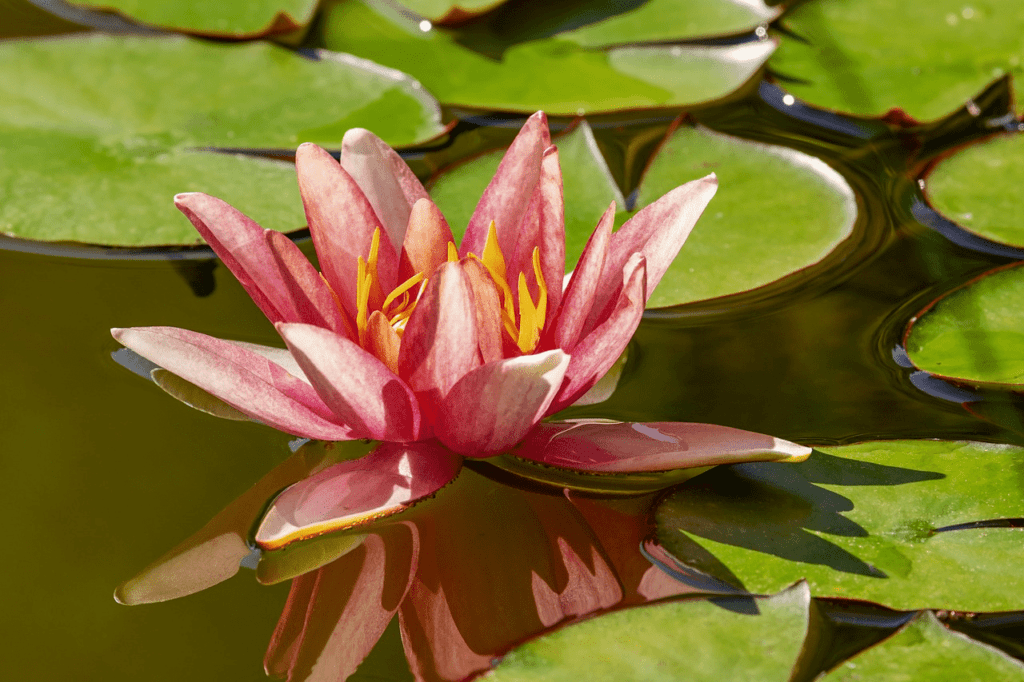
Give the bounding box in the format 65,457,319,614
532,246,547,323
481,221,506,282
517,271,540,352
382,272,424,315
356,257,370,343
447,242,459,262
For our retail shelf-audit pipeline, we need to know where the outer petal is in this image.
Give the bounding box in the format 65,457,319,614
175,192,344,330
398,262,480,407
399,198,456,282
515,421,812,472
255,441,461,551
551,254,645,411
585,174,717,333
114,440,370,605
264,525,419,682
460,111,550,258
512,145,565,328
295,143,399,315
277,323,420,442
549,202,614,352
435,350,570,457
111,327,352,440
264,230,355,338
341,128,430,252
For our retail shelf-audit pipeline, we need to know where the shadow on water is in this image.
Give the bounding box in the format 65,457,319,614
657,451,944,588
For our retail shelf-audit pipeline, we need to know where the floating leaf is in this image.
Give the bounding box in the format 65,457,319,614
0,35,443,245
769,0,1024,120
322,0,776,115
64,0,319,37
926,132,1024,248
431,121,856,308
636,124,857,307
820,612,1024,681
656,441,1024,611
393,0,508,24
905,263,1024,389
488,582,810,681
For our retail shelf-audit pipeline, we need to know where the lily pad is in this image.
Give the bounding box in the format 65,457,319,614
905,263,1024,389
393,0,508,24
0,35,443,246
488,582,810,681
655,440,1024,611
820,612,1024,681
322,0,776,115
769,0,1024,121
64,0,318,37
926,132,1024,249
430,121,856,308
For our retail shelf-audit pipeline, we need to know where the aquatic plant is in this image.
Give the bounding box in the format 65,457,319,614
111,112,810,681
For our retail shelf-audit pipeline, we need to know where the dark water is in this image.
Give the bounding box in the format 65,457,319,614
5,10,1024,682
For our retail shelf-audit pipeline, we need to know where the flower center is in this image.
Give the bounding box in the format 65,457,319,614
353,222,548,357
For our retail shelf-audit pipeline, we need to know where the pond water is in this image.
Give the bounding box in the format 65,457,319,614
4,2,1024,681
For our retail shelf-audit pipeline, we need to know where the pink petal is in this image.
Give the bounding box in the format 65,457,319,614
462,257,503,364
277,323,420,441
585,174,717,333
341,128,430,252
516,421,812,472
111,327,352,440
549,202,614,352
512,145,565,328
460,112,550,258
264,525,419,682
399,198,455,282
551,254,646,411
173,193,294,326
255,441,461,551
398,262,480,408
435,350,570,457
295,143,399,316
264,229,355,338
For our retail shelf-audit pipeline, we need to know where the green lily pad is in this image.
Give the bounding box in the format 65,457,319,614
820,612,1024,681
430,121,856,308
905,263,1024,389
322,0,776,115
656,441,1024,611
394,0,508,23
488,582,810,681
66,0,318,37
636,124,857,307
0,35,443,246
769,0,1024,121
926,132,1024,249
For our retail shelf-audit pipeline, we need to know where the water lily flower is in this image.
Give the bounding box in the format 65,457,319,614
111,112,812,682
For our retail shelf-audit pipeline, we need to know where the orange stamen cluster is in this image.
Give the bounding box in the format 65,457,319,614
354,222,548,356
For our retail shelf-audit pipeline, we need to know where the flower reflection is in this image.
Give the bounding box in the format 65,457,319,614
111,112,811,681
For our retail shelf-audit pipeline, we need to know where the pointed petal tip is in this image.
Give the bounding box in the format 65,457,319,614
341,127,379,145
110,327,124,340
773,438,813,461
704,172,718,185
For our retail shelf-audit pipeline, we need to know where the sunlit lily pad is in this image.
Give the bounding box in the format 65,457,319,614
770,0,1024,120
431,121,856,308
0,35,442,246
65,0,319,37
820,612,1024,681
322,0,776,115
905,263,1024,389
488,582,810,681
926,132,1024,248
656,440,1024,611
394,0,508,24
